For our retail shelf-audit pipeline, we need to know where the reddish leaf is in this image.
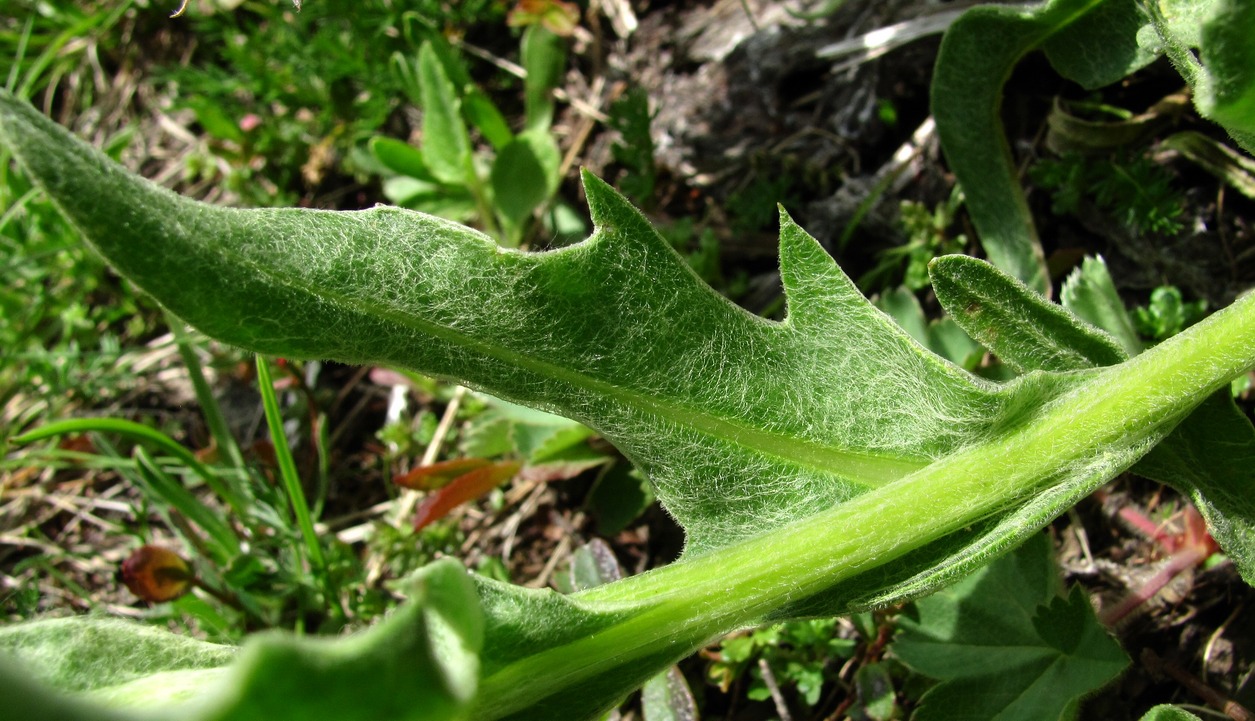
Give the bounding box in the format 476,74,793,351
414,460,523,530
395,457,494,491
57,434,95,454
195,441,220,464
508,0,580,35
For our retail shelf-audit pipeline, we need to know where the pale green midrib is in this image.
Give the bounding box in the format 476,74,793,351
209,215,929,487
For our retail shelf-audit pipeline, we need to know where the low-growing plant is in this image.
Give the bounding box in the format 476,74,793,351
2,0,1254,719
861,189,969,293
163,0,506,205
932,0,1255,294
369,23,570,247
3,78,1255,718
7,353,381,638
1132,285,1208,344
894,533,1129,719
1,5,161,438
707,616,860,711
1030,151,1187,237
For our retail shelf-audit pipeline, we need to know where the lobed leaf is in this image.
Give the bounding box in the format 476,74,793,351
4,91,1255,721
895,534,1129,721
0,88,1034,560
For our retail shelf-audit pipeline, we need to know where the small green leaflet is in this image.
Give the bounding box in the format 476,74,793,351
894,534,1129,721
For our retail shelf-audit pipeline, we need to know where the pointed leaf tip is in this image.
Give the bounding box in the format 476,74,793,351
776,210,856,329
580,169,621,227
578,169,685,262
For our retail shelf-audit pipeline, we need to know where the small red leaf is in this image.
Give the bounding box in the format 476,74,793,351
395,457,495,491
57,435,96,454
508,0,580,35
414,460,523,530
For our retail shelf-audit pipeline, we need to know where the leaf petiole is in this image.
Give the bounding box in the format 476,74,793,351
475,285,1255,719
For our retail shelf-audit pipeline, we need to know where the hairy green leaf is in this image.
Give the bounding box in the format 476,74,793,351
0,617,236,694
1147,0,1255,153
1060,256,1143,355
0,560,481,721
929,255,1126,373
1139,705,1203,721
895,534,1129,721
1196,0,1255,146
0,89,1021,559
933,0,1192,294
4,91,1255,721
934,0,1096,294
932,254,1255,584
641,667,698,721
419,42,474,186
1042,0,1157,89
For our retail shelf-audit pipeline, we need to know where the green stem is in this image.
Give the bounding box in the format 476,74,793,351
466,164,504,246
168,313,248,473
474,288,1255,719
255,357,327,576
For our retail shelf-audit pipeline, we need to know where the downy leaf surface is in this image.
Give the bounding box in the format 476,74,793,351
0,89,1075,561
1139,706,1204,721
0,560,482,721
3,91,1255,720
1146,0,1255,153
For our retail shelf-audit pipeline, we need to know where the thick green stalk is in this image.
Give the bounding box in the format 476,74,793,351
474,287,1255,719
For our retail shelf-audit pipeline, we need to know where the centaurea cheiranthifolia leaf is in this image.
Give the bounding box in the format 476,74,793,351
0,87,1065,561
5,90,1255,721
